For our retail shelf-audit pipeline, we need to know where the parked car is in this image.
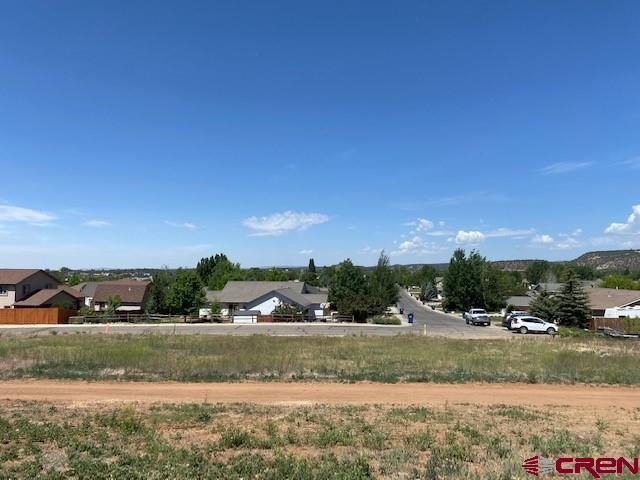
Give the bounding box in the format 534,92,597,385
502,310,528,329
463,308,490,326
510,316,558,335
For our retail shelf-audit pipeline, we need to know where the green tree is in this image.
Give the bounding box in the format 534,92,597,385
308,258,316,273
265,268,289,281
443,249,507,311
526,260,550,285
244,267,266,281
318,265,336,288
196,253,229,285
67,273,81,287
555,270,592,328
573,265,597,281
168,270,204,315
481,265,509,311
600,275,640,290
529,289,558,322
328,259,370,321
106,295,121,314
208,259,244,290
273,302,301,315
420,281,437,302
146,269,174,314
368,251,399,315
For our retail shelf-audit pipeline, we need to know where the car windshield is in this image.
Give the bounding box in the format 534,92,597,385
472,310,486,314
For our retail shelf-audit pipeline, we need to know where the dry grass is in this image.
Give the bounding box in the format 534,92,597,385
2,400,640,478
1,334,640,384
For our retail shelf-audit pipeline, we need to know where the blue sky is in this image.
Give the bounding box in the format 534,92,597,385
1,1,639,268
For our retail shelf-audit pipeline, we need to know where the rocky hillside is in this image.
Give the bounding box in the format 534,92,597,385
571,249,640,272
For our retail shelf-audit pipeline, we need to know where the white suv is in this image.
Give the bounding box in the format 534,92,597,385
511,316,558,335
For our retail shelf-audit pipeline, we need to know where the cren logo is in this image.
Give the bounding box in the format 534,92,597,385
522,455,555,476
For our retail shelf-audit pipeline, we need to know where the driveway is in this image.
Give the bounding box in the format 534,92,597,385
397,290,513,339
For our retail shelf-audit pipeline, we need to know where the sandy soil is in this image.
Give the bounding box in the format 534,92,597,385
1,380,639,408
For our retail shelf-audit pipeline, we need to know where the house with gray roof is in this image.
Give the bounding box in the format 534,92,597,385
207,280,329,319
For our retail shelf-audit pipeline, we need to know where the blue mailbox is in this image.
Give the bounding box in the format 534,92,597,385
408,313,414,324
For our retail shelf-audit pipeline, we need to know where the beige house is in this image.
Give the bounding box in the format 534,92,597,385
0,269,60,309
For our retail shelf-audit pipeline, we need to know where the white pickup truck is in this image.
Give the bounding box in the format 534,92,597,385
463,308,491,326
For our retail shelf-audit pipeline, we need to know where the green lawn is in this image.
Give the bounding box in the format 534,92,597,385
1,334,639,384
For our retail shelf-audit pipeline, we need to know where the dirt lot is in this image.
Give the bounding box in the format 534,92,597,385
1,380,639,408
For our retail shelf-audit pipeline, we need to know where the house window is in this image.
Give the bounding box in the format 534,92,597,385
0,286,7,296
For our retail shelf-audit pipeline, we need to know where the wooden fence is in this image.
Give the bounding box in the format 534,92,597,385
0,308,77,325
590,317,640,334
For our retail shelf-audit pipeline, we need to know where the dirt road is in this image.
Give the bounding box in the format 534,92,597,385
1,380,638,408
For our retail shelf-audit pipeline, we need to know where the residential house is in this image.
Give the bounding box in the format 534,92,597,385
588,288,640,317
0,269,60,309
207,281,329,320
505,295,533,312
13,286,83,309
93,279,151,312
72,282,99,308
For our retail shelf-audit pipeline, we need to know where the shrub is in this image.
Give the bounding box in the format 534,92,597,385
370,315,401,325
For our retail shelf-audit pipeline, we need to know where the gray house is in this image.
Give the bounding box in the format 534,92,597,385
207,281,329,319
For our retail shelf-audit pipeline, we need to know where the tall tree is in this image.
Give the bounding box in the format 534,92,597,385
368,251,399,314
443,249,506,311
196,253,229,285
529,289,558,322
555,269,592,328
168,270,205,315
328,259,370,321
526,260,550,285
308,258,316,273
146,269,174,314
208,259,244,290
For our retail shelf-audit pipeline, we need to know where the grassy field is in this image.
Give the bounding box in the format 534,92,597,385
1,400,638,479
1,334,640,384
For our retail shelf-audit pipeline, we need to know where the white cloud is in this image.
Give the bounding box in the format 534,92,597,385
605,205,640,235
454,230,485,245
554,237,582,250
360,246,383,255
83,219,112,228
532,234,555,245
299,249,313,255
541,162,592,175
243,211,329,236
485,227,535,238
416,218,434,231
0,205,55,224
165,220,197,229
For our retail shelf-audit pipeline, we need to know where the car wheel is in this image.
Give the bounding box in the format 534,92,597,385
519,326,528,335
546,327,556,335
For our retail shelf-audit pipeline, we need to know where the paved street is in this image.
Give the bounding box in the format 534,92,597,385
396,289,513,339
